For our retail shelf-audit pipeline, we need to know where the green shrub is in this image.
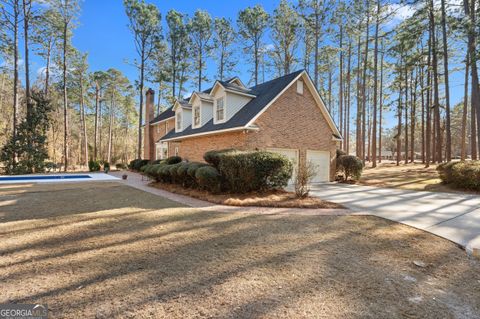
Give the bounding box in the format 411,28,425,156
142,164,159,177
128,159,149,171
336,155,363,181
164,156,182,165
176,162,193,187
45,162,58,172
168,163,183,183
88,160,101,172
195,166,222,193
217,150,293,193
437,161,480,190
156,164,172,183
203,149,238,168
115,163,127,170
186,162,207,187
336,149,347,158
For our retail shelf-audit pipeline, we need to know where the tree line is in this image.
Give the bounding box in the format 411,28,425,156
124,0,480,166
0,0,138,172
0,0,478,172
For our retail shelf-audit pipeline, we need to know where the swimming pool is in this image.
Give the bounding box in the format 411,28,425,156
0,173,119,184
0,175,91,181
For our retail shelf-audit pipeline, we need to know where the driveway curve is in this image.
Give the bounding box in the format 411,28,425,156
309,183,480,255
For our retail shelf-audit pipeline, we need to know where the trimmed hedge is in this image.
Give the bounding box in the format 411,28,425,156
437,161,480,190
140,150,293,194
218,150,292,193
165,156,182,165
195,166,222,193
336,155,363,181
129,159,149,171
204,149,238,168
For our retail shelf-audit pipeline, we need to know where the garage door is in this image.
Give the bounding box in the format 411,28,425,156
306,150,330,183
266,148,298,184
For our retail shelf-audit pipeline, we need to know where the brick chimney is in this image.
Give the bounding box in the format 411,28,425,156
143,88,155,160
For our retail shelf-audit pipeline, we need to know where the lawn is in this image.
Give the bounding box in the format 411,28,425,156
1,182,479,318
359,162,451,192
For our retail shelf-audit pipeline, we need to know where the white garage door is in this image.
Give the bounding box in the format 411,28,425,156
306,150,330,183
266,148,298,184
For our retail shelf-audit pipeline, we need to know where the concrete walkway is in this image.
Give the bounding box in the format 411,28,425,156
308,183,480,255
108,171,350,216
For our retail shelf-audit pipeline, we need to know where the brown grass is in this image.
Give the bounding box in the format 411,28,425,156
150,182,343,209
1,182,479,318
358,162,480,194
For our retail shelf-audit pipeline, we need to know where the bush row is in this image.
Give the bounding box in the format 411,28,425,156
141,160,218,192
437,161,480,190
141,149,293,194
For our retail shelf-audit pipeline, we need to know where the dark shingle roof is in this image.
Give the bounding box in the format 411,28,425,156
218,81,256,95
160,70,304,141
150,106,175,124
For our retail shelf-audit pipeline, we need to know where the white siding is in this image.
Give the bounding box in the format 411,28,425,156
182,108,192,129
225,92,252,121
201,101,213,125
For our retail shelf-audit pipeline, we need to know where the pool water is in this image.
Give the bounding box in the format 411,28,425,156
0,175,92,181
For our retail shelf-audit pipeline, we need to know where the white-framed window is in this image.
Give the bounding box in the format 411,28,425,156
165,121,169,134
215,97,225,123
174,146,179,156
193,106,201,127
297,80,304,95
175,110,182,132
156,143,168,160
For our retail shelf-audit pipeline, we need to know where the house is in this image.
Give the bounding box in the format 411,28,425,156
144,70,342,182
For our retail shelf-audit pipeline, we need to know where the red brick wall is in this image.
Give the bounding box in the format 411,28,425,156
245,79,339,179
144,118,175,160
170,131,247,162
143,89,155,160
146,76,339,179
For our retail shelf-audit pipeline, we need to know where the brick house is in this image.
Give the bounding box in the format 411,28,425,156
144,70,342,182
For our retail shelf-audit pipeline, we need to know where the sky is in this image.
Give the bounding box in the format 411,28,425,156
24,0,469,130
64,0,277,91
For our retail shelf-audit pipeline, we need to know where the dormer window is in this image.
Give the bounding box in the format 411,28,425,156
193,106,200,127
215,97,225,122
176,110,182,131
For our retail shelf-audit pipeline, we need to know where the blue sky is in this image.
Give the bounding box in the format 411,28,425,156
70,0,277,91
25,0,468,130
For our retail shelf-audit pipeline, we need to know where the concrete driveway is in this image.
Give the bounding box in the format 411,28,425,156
309,183,480,254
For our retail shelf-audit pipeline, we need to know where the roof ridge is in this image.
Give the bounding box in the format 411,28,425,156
249,69,304,90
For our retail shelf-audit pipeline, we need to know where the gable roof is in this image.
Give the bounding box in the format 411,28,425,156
158,69,342,142
150,106,175,125
161,70,305,141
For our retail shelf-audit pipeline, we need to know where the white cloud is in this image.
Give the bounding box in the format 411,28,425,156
388,3,416,22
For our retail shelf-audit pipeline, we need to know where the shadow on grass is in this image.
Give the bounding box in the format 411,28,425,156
1,182,479,318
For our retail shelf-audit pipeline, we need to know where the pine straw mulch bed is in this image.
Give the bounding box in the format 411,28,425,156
149,182,344,209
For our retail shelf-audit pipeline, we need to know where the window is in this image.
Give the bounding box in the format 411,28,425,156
215,97,225,122
165,121,169,134
156,125,160,134
176,110,182,131
297,80,304,95
193,106,200,127
174,146,179,156
156,143,168,160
